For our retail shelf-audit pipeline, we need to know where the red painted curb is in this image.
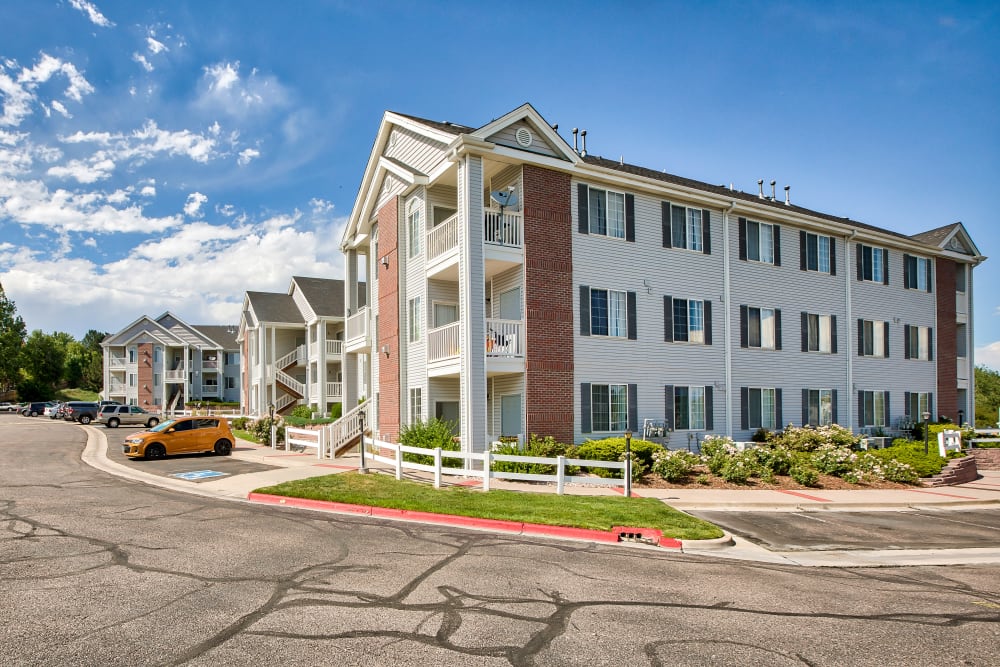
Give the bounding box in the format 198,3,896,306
247,493,680,548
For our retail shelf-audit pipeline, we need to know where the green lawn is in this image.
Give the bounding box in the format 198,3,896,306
254,472,723,540
57,388,100,401
234,429,261,444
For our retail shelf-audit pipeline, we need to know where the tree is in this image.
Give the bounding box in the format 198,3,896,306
0,283,27,392
79,329,107,391
17,330,66,399
975,365,1000,428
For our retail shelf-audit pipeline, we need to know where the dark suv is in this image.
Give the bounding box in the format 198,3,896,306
62,401,100,425
21,402,50,417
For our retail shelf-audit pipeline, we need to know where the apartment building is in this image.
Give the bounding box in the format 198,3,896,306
339,103,983,451
239,276,363,416
101,313,240,409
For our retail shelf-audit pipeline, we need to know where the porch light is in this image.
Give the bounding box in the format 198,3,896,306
624,429,633,499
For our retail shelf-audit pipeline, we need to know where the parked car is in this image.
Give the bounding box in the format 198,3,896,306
21,401,51,417
0,402,18,412
62,401,100,425
46,402,66,419
123,417,235,459
98,404,160,429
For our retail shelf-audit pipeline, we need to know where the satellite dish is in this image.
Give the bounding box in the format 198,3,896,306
490,189,518,209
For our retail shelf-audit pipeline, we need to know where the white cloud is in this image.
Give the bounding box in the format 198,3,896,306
237,147,259,165
50,100,71,118
69,0,114,27
217,203,236,217
46,154,115,183
128,119,217,163
196,60,289,118
975,342,1000,372
83,237,96,248
140,185,156,197
310,198,334,214
184,191,207,217
146,37,168,54
18,53,94,103
0,53,94,128
132,53,154,72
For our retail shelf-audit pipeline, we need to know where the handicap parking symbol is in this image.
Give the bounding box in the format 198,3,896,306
171,470,229,481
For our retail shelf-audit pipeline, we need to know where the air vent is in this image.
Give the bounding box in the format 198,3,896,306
515,127,533,147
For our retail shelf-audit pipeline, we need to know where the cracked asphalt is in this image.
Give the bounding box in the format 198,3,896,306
2,414,999,665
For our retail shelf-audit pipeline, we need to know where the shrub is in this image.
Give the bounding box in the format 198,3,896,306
775,424,859,452
811,444,858,476
231,416,249,431
753,444,793,475
575,437,663,478
855,452,919,484
868,440,949,478
284,415,336,427
701,436,737,475
651,449,699,482
399,418,462,466
291,404,315,419
250,416,285,446
491,435,576,475
719,450,759,484
330,402,342,420
751,428,771,443
695,474,710,485
789,463,819,487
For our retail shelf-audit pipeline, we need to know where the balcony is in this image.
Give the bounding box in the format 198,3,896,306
326,340,343,356
428,322,460,362
108,357,126,370
308,382,343,401
201,358,219,370
201,384,219,396
165,370,185,382
108,380,126,393
345,307,369,353
427,318,524,377
427,209,524,280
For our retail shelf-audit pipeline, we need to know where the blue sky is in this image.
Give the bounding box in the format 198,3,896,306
1,1,998,365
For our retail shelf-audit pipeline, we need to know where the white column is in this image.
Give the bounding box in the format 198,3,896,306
457,155,488,452
343,249,360,409
318,321,327,413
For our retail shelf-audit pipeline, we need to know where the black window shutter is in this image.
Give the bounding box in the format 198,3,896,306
739,305,748,348
929,394,934,420
663,296,674,342
856,244,864,281
740,387,749,430
882,249,890,285
903,324,910,359
704,300,713,345
832,389,839,425
664,386,675,431
702,209,711,255
884,321,890,357
705,386,714,430
580,383,591,433
671,205,686,249
903,254,911,288
858,391,865,428
802,389,809,426
904,391,911,417
775,388,783,427
773,225,782,266
577,184,589,234
738,218,747,260
799,231,808,271
928,327,934,360
831,315,838,354
775,309,783,350
885,392,890,424
625,194,635,243
926,260,933,293
627,384,638,431
857,319,865,356
830,238,837,275
626,291,637,340
801,311,809,352
661,202,672,248
579,285,591,336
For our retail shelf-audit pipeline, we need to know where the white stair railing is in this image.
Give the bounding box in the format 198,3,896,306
275,369,304,396
323,401,370,458
275,393,297,411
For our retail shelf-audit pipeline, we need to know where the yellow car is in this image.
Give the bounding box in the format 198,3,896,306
123,416,235,459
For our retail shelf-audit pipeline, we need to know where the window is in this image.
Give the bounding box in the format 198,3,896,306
128,347,137,363
667,298,707,343
801,232,834,274
409,388,422,425
588,187,626,238
858,320,888,357
802,313,835,353
591,383,628,432
904,254,932,292
743,387,778,430
408,207,421,258
741,306,779,350
154,346,162,363
663,203,709,252
225,352,240,365
226,376,236,389
674,386,707,430
805,389,834,426
955,264,966,292
859,390,888,428
857,245,888,283
740,218,778,265
408,297,422,342
128,373,136,387
905,325,933,361
433,302,458,328
153,373,161,386
907,391,933,421
591,288,627,337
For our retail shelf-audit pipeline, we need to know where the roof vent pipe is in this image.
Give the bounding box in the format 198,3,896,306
784,185,791,206
770,180,776,201
580,130,587,157
758,179,764,199
572,128,579,154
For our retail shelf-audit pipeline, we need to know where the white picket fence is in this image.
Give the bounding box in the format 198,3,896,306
360,437,627,494
284,426,327,458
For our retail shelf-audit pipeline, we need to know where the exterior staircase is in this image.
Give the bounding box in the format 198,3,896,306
322,402,370,458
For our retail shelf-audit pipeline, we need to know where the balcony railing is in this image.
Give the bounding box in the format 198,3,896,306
201,384,219,395
165,370,185,382
484,208,522,248
346,307,368,342
275,345,306,370
427,213,460,260
202,359,219,370
428,322,461,362
108,380,126,393
108,357,126,370
486,318,523,357
326,340,343,356
327,382,342,399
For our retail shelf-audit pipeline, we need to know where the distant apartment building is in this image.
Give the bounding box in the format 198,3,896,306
338,103,984,451
238,276,364,416
101,313,240,409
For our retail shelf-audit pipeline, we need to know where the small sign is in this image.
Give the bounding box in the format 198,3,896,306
171,470,229,481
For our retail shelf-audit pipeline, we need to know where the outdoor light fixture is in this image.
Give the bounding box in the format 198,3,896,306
624,429,633,498
380,256,389,269
922,411,931,455
381,345,390,358
358,409,367,474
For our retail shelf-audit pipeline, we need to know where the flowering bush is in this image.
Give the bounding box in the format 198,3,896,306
651,449,699,482
250,415,285,446
774,424,860,451
720,451,759,484
789,463,819,486
811,444,858,475
752,444,793,475
856,452,919,483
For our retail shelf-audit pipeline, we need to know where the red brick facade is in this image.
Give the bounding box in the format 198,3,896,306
935,259,957,421
137,342,154,407
522,164,575,443
376,198,401,441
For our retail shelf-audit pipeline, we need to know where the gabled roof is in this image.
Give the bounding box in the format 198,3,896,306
193,325,239,349
245,291,304,325
911,222,984,261
291,276,345,318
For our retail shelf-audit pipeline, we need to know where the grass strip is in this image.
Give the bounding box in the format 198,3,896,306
254,472,723,540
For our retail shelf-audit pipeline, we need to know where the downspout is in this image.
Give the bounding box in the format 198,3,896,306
845,230,857,429
723,200,736,437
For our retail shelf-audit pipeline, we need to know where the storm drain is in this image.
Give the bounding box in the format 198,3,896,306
617,530,658,545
